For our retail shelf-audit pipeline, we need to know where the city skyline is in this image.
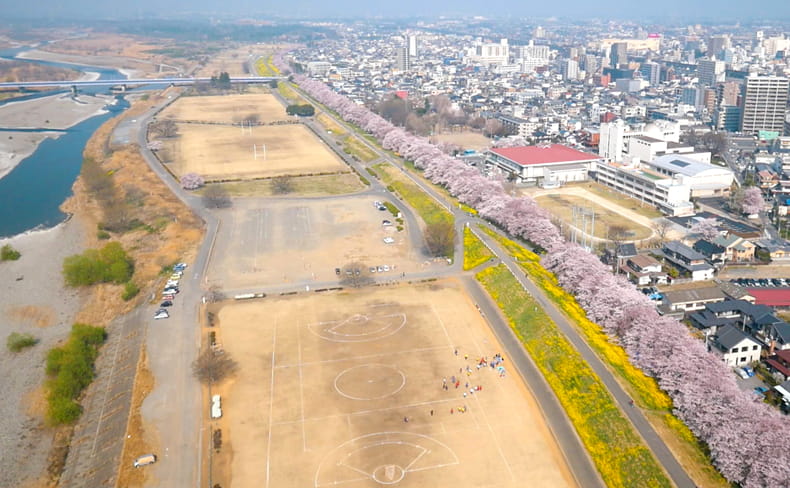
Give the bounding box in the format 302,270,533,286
2,0,790,21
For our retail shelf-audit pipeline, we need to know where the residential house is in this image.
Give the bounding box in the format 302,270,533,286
662,241,715,281
767,350,790,381
765,322,790,351
661,286,727,313
774,378,790,403
621,254,668,285
711,234,756,262
692,239,727,267
710,324,762,367
753,239,790,262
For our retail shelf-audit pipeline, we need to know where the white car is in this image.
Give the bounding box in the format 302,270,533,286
383,237,395,244
154,310,169,320
383,265,390,272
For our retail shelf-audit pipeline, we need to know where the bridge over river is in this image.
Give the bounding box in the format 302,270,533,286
0,76,286,90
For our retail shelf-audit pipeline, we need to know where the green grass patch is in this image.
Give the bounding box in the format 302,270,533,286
213,173,365,197
62,242,134,287
463,227,493,270
343,136,378,162
373,163,453,229
122,281,140,301
476,264,670,488
45,323,106,425
1,244,21,261
7,332,38,352
277,82,301,102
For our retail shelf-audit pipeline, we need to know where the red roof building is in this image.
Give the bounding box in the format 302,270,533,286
747,288,790,308
485,144,601,186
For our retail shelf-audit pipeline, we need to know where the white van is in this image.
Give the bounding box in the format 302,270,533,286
133,454,157,468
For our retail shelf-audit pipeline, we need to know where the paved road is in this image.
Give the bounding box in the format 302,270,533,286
129,91,218,488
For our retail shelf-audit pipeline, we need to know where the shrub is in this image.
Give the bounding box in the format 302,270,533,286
122,281,140,301
62,242,134,287
7,332,38,352
1,244,21,261
96,230,111,240
45,323,106,425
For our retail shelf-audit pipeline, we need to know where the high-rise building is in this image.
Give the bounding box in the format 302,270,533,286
610,42,628,68
680,86,704,109
707,36,729,57
716,81,741,107
639,61,661,86
395,47,410,72
582,54,599,74
715,105,742,132
561,59,579,81
697,58,725,87
599,119,626,161
741,76,789,135
534,26,545,39
467,38,509,66
408,35,419,57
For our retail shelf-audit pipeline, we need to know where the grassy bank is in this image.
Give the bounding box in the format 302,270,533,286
463,227,493,270
45,324,107,425
476,264,671,488
373,162,453,228
479,226,727,487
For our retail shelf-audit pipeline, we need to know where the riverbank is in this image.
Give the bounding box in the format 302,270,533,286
17,49,146,78
0,92,111,180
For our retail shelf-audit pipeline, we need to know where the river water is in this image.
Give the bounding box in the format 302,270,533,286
0,46,128,237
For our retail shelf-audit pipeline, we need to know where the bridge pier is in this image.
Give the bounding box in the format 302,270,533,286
70,85,78,96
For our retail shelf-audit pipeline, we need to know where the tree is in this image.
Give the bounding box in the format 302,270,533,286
271,175,294,194
150,119,178,138
424,221,456,257
192,349,237,384
690,217,720,241
285,104,315,116
205,286,226,304
339,262,374,288
181,173,205,190
202,185,232,209
653,220,673,245
742,187,764,216
483,119,505,138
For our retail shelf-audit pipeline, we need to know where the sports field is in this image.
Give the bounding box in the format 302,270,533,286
218,283,576,488
158,93,291,124
166,123,348,180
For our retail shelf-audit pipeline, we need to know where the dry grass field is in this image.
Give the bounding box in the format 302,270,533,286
214,283,576,488
158,93,291,124
208,196,422,289
535,193,653,240
165,123,347,180
431,131,491,152
195,46,258,77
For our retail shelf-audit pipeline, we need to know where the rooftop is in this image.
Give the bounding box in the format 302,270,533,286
649,154,733,178
746,288,790,308
489,144,599,167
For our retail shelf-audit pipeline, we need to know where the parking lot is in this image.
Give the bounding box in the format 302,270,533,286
208,196,426,290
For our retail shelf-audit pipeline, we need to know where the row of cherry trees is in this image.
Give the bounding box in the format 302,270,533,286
282,63,790,486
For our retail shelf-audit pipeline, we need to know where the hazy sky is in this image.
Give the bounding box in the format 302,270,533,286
2,0,789,21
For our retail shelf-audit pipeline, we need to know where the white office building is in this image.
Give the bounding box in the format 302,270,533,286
466,38,510,66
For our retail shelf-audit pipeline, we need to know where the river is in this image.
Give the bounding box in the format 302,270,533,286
0,45,128,237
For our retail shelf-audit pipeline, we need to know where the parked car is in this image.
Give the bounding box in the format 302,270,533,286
743,366,756,377
174,262,188,271
383,237,395,244
369,267,376,273
160,300,173,307
163,287,179,295
382,220,392,226
383,265,390,272
736,368,750,379
154,310,169,320
755,386,769,395
133,454,157,468
335,267,341,276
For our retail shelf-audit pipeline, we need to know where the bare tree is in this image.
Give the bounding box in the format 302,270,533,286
192,349,237,384
202,185,232,209
205,286,226,303
424,221,456,257
339,262,375,288
150,119,178,138
653,219,673,245
271,175,294,194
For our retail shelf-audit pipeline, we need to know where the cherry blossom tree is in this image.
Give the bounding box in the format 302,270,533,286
690,217,720,241
742,187,764,216
180,173,204,190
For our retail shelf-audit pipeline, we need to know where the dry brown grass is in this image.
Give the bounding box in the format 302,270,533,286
116,350,156,488
46,35,161,61
6,305,56,328
431,131,491,151
158,93,290,124
164,123,347,181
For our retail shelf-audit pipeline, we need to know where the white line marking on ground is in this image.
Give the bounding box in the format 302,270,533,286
265,320,277,488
